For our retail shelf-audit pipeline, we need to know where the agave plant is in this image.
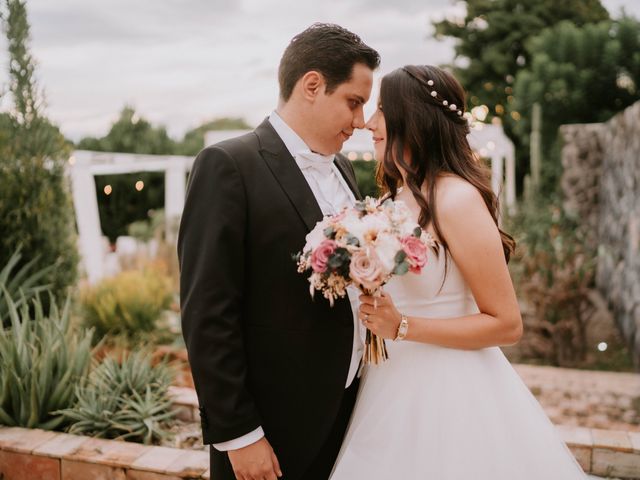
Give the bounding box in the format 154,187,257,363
58,350,176,444
0,292,93,429
0,250,53,325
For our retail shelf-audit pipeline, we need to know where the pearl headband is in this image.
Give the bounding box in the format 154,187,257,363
402,67,464,117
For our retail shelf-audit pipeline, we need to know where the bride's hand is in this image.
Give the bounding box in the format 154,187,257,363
359,291,402,339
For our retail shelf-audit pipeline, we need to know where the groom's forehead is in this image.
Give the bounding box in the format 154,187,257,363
338,65,373,100
344,83,373,104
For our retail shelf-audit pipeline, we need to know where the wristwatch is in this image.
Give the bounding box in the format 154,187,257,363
394,314,409,341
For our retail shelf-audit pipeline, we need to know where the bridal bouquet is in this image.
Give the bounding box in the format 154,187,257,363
295,197,435,365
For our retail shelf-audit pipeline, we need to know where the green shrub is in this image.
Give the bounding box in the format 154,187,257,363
0,293,93,429
352,160,379,198
506,195,597,366
0,150,79,308
59,350,176,444
80,267,173,341
0,249,52,326
94,171,165,243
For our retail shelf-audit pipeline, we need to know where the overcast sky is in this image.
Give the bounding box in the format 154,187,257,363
0,0,637,141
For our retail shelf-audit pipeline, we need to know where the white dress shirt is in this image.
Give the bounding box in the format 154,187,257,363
212,111,364,451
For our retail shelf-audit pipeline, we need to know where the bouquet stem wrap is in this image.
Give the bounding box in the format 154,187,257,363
362,289,389,365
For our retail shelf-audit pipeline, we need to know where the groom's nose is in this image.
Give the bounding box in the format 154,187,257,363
352,107,366,129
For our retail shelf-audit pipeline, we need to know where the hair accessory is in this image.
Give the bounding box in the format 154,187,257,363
402,67,464,117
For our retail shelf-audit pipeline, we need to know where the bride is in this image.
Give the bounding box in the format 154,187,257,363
330,65,586,479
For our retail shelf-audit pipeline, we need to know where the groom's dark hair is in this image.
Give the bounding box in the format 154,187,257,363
278,23,380,101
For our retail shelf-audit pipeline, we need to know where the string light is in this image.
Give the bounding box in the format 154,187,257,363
103,185,112,195
471,105,489,122
135,180,144,191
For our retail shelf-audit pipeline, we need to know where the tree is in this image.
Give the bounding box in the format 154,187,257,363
433,0,610,190
512,17,640,193
75,106,172,242
176,117,251,156
77,105,176,155
0,0,78,303
434,0,609,115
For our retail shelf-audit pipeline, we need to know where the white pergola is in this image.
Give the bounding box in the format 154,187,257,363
70,123,515,283
467,122,516,212
69,150,192,283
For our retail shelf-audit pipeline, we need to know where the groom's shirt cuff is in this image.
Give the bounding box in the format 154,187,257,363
212,426,265,451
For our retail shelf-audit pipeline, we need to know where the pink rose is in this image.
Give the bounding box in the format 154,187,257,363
311,239,337,273
349,250,384,292
401,235,428,273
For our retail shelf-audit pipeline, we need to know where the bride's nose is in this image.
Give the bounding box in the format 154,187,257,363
365,112,377,131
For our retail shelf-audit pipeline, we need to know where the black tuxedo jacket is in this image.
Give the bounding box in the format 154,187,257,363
178,118,362,479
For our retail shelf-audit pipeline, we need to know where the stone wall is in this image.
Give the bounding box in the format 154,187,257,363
560,102,640,367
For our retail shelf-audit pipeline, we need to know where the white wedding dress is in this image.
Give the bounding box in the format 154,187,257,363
330,243,586,479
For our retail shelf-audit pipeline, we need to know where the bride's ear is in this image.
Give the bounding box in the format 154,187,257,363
299,71,324,101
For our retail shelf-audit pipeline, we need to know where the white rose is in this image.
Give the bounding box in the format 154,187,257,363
341,211,367,245
304,219,330,252
361,212,389,236
374,232,402,274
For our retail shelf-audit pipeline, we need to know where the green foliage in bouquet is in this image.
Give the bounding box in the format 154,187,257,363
58,351,176,444
0,249,52,326
0,293,93,429
80,267,173,341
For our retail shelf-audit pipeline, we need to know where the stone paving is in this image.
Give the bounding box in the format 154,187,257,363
513,364,640,432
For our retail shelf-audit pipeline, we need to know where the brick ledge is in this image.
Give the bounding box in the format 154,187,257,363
1,425,639,479
0,426,209,480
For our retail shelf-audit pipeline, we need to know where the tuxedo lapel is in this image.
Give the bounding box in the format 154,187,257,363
255,119,323,232
333,155,362,201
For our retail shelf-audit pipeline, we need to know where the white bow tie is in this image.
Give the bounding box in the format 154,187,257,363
295,150,335,175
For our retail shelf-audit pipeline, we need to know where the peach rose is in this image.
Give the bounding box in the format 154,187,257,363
349,250,384,291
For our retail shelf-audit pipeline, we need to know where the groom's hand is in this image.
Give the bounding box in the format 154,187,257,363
228,437,283,480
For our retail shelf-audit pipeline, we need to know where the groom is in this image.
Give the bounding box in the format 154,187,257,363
178,24,379,480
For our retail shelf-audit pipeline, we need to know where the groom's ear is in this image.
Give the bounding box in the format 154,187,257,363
299,71,325,102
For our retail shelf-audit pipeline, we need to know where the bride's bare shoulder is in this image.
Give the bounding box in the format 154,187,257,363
434,175,486,216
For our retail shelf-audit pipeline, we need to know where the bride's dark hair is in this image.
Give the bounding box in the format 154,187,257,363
376,65,515,262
